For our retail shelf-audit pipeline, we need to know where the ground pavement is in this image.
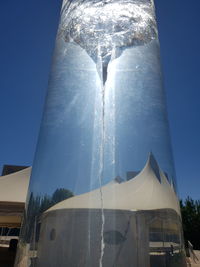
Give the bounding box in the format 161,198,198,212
187,250,200,267
0,247,199,267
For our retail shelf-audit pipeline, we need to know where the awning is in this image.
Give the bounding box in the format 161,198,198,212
0,168,31,228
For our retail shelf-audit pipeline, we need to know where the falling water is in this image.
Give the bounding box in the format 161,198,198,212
98,84,106,266
59,0,157,265
97,52,106,266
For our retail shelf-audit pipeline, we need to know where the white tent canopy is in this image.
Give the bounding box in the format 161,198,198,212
47,155,180,215
0,167,31,227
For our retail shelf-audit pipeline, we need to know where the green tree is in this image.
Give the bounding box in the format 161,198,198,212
39,194,52,213
52,188,74,205
180,197,200,249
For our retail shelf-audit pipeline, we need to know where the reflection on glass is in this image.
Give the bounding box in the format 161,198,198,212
15,0,186,266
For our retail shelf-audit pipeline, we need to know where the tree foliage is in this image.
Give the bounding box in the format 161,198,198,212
180,197,200,250
52,188,74,205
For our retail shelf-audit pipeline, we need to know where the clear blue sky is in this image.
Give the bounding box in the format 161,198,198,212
0,0,199,200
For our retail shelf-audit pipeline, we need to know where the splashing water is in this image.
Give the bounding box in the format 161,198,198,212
59,0,157,84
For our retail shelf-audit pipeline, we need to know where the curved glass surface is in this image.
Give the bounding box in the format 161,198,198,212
15,0,186,266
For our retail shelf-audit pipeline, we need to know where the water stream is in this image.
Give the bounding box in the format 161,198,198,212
59,0,157,265
99,80,106,267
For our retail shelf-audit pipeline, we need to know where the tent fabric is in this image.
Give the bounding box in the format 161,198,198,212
0,216,22,228
0,202,25,227
47,155,180,215
0,168,31,227
0,167,31,203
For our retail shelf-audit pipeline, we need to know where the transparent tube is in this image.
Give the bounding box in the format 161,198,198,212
15,0,186,266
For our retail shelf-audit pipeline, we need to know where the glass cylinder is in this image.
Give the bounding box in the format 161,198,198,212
15,0,186,266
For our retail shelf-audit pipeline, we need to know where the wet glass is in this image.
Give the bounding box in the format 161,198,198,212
15,0,186,266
